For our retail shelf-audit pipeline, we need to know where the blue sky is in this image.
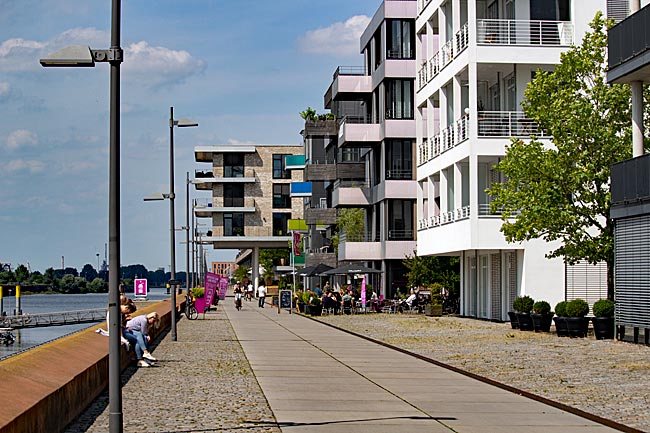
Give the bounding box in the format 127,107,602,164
0,0,379,273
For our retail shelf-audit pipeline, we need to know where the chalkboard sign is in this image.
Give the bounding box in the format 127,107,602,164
279,289,292,311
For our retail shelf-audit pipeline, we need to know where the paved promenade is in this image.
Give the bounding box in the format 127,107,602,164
65,299,623,433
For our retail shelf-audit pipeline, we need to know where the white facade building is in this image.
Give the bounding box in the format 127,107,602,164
415,0,608,320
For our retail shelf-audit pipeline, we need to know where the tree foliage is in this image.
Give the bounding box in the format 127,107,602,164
332,208,365,253
402,252,460,296
487,13,640,296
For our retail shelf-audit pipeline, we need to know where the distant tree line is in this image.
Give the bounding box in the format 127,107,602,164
0,263,188,295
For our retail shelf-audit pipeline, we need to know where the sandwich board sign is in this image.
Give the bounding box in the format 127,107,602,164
134,278,148,299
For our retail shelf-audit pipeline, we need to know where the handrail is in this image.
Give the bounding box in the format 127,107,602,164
477,19,574,46
333,66,366,79
418,23,468,90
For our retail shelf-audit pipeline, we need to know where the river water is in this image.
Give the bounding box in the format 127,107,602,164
0,288,171,360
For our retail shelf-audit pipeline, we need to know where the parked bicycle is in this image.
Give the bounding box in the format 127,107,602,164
0,329,15,345
185,294,198,320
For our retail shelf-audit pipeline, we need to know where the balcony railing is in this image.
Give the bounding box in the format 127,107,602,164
418,115,469,165
340,231,380,243
333,66,366,79
386,169,412,180
477,20,574,46
478,203,504,216
417,0,433,15
418,206,471,230
338,114,374,125
333,179,370,189
388,229,414,240
418,23,469,91
477,111,545,137
194,197,256,209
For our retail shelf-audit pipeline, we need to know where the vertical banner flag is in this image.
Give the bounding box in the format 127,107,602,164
204,272,218,306
293,231,301,256
218,276,228,300
134,279,148,297
361,276,367,310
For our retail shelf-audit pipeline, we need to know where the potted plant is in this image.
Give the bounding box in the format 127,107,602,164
301,291,312,315
531,300,553,332
553,301,569,337
513,295,535,331
309,295,322,316
565,298,590,338
424,283,443,317
295,289,305,313
591,298,615,340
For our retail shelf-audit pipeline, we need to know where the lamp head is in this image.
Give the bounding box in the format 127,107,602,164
40,45,95,67
174,118,199,128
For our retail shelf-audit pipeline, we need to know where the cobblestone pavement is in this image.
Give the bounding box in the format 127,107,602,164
317,314,650,433
64,305,281,433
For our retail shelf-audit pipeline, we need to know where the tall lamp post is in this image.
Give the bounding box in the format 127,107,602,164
40,2,123,431
144,107,197,342
186,171,191,294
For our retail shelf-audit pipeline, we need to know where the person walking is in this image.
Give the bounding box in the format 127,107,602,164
257,281,267,308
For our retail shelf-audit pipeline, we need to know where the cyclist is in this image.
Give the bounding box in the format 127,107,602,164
234,284,243,311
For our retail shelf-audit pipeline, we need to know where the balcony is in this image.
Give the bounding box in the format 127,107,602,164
194,145,256,163
332,180,370,207
305,161,366,182
337,115,381,146
305,249,337,268
194,197,256,217
418,206,471,230
608,4,650,83
304,119,338,136
324,66,371,108
285,155,306,170
192,168,256,190
305,207,337,226
418,23,469,91
477,20,574,46
338,231,416,261
418,115,469,165
477,111,545,138
203,225,291,249
290,182,312,197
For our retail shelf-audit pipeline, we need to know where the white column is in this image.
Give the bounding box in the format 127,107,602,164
632,82,644,157
252,246,259,293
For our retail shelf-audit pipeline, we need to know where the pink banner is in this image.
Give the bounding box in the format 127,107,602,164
218,276,228,300
204,272,219,306
293,231,301,256
361,276,366,308
134,278,147,297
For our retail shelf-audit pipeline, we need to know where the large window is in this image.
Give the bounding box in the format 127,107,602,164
273,154,290,179
223,213,244,236
388,200,414,240
273,212,290,236
385,79,413,119
224,153,244,178
386,140,412,180
387,20,414,59
223,183,244,207
273,184,291,209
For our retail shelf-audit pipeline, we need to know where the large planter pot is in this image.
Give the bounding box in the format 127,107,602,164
592,317,615,340
309,305,322,316
507,311,519,329
531,313,553,333
424,304,443,317
297,302,305,313
553,316,569,337
516,313,534,331
566,317,590,338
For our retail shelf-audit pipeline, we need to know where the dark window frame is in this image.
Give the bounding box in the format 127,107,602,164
273,183,291,209
273,154,291,179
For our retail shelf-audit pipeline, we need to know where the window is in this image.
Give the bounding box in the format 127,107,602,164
385,80,414,119
273,184,291,209
224,153,244,178
223,213,244,236
504,72,516,111
223,184,244,207
388,200,414,240
386,140,412,180
273,154,290,179
273,213,290,236
387,20,414,59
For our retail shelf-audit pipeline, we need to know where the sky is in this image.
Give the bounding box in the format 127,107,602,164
0,0,381,274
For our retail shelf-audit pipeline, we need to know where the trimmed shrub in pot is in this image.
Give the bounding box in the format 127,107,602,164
513,295,535,331
565,298,590,337
531,300,553,332
592,299,615,340
553,301,569,337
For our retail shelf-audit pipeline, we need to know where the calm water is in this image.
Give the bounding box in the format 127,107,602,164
0,287,171,359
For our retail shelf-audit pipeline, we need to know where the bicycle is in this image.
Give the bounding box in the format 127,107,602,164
185,294,198,320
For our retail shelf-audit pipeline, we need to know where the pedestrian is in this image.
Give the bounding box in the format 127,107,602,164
257,281,267,308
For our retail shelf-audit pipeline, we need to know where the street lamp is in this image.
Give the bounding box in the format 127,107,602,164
40,2,124,432
144,107,197,342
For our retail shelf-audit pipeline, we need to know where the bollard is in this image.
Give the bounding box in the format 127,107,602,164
0,285,3,317
15,285,21,316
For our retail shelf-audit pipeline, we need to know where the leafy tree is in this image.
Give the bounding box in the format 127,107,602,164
332,208,365,253
44,268,56,284
14,264,29,283
80,264,98,282
59,274,77,293
402,252,460,296
64,267,78,277
233,265,249,283
89,277,108,293
300,107,317,121
0,270,15,284
259,249,290,277
487,13,639,298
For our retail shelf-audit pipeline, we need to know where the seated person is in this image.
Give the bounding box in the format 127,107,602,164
400,289,417,311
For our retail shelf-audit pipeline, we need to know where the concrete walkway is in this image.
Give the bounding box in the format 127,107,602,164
226,302,620,433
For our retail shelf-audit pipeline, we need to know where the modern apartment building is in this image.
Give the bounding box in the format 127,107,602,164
193,144,304,290
210,261,237,278
414,0,611,320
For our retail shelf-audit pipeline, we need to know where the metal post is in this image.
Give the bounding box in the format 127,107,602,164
169,106,177,342
186,172,191,294
108,1,123,431
191,199,196,289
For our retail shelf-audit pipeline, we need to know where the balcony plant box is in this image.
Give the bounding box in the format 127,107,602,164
565,298,590,338
591,299,615,340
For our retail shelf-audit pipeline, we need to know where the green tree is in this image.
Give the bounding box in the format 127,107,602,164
89,277,108,293
80,264,98,282
14,264,29,283
233,265,249,283
259,249,290,277
402,252,460,296
487,13,638,299
332,208,365,253
0,270,15,284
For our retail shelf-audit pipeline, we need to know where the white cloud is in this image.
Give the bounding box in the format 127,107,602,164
0,81,9,97
227,138,256,145
6,129,38,150
298,15,370,56
122,41,205,88
3,159,45,173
